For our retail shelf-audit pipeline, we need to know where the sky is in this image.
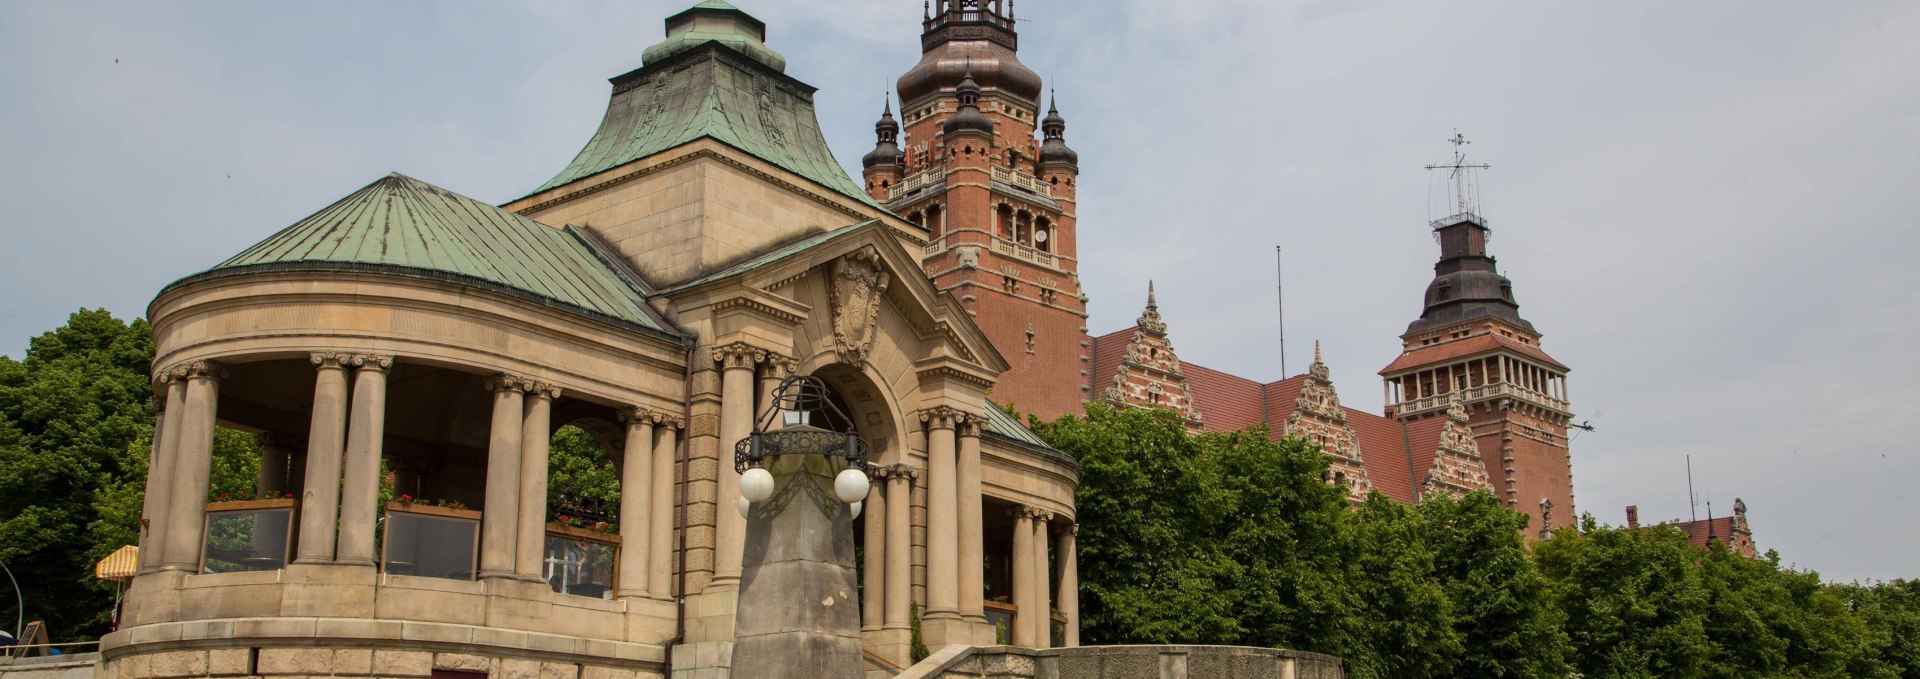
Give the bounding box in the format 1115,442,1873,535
2,1,1916,582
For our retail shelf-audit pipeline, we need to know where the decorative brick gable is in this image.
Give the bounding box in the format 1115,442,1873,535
1099,283,1202,425
1421,394,1493,499
1281,346,1372,502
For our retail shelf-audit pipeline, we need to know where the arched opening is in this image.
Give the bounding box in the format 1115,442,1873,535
1033,216,1052,253
926,204,944,239
542,416,622,599
995,204,1014,240
1015,210,1032,246
801,363,900,636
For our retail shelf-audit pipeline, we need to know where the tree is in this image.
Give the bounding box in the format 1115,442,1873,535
1697,546,1889,678
0,309,257,641
1416,492,1570,678
546,425,620,526
1835,579,1920,677
1033,403,1243,645
1534,517,1714,678
1343,495,1461,678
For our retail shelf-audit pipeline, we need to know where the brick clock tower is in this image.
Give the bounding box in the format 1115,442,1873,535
1378,166,1576,531
863,0,1088,420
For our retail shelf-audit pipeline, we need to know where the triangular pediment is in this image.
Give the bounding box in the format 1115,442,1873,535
661,220,1008,378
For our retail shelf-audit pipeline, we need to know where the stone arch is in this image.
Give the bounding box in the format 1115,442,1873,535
793,356,907,464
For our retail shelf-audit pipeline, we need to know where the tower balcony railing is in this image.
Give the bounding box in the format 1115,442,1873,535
892,168,943,200
991,166,1053,197
991,237,1057,268
1391,381,1570,418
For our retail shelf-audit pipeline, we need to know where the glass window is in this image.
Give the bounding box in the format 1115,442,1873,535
383,509,480,580
200,503,295,573
544,533,618,599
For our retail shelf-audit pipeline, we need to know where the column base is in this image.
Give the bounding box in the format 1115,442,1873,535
869,627,912,669
919,613,972,649
334,557,376,567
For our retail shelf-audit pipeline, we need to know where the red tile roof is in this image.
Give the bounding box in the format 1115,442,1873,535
1401,417,1449,487
1088,328,1134,397
1675,517,1739,550
1259,376,1309,432
1347,408,1418,503
1379,333,1568,374
1184,362,1268,432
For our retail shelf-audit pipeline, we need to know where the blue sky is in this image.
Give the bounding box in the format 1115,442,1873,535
3,1,1917,581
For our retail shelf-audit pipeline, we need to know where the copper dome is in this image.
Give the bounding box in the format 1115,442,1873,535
897,40,1042,106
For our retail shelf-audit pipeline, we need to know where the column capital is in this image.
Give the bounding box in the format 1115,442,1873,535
344,353,393,372
761,355,798,380
918,405,974,430
486,374,529,393
524,381,562,400
1016,505,1052,522
877,463,920,481
956,416,984,438
712,342,767,371
171,359,227,381
620,406,683,429
310,352,352,370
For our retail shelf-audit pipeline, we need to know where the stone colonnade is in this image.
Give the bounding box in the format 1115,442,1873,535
135,352,682,601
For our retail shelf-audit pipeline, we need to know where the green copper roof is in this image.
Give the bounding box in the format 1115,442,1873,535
644,1,784,72
983,405,1073,465
178,173,675,336
526,36,878,209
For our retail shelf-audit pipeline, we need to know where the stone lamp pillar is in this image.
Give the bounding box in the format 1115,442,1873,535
732,453,862,679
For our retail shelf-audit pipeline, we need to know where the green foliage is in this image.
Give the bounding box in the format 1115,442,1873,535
1415,492,1571,678
1836,579,1920,677
547,425,620,526
910,601,929,662
0,309,261,641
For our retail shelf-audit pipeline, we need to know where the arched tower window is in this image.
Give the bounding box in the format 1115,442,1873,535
908,211,925,228
1033,216,1052,252
926,205,944,239
1015,210,1032,246
995,205,1013,240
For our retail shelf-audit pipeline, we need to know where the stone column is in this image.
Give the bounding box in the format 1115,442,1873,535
861,466,888,631
1057,524,1078,647
161,360,223,572
649,420,679,600
478,376,525,579
516,382,560,581
138,373,188,574
336,354,391,567
1032,512,1052,649
617,408,656,599
255,433,293,498
883,464,917,632
757,356,793,418
956,417,985,627
295,354,350,564
1009,506,1035,647
712,343,764,589
921,407,961,623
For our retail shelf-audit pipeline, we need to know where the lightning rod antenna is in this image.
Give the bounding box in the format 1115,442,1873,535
1276,245,1287,377
1687,454,1698,522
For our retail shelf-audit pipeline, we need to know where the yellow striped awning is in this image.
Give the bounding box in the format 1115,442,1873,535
95,545,139,581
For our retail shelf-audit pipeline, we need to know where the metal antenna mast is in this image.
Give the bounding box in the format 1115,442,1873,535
1424,131,1491,220
1276,245,1287,377
1687,455,1698,522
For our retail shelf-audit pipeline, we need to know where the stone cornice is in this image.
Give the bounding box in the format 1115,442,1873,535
511,143,876,226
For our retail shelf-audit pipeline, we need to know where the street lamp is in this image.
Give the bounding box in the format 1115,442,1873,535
733,376,871,519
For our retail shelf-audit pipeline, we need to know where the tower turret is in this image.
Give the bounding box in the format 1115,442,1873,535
1380,134,1574,533
862,98,904,200
1037,94,1078,170
872,0,1089,420
942,70,995,137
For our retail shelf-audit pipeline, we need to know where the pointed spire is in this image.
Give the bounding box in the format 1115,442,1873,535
1314,340,1323,364
1039,88,1077,167
1137,281,1166,334
1308,338,1331,380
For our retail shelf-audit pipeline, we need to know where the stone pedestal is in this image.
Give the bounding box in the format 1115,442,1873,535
731,455,862,679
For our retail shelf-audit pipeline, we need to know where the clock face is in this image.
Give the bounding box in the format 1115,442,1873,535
1033,229,1048,243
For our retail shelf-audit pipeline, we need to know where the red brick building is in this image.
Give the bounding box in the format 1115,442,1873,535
861,1,1572,526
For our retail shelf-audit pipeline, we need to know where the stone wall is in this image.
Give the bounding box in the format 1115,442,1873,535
899,645,1344,679
92,647,660,679
0,654,99,679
